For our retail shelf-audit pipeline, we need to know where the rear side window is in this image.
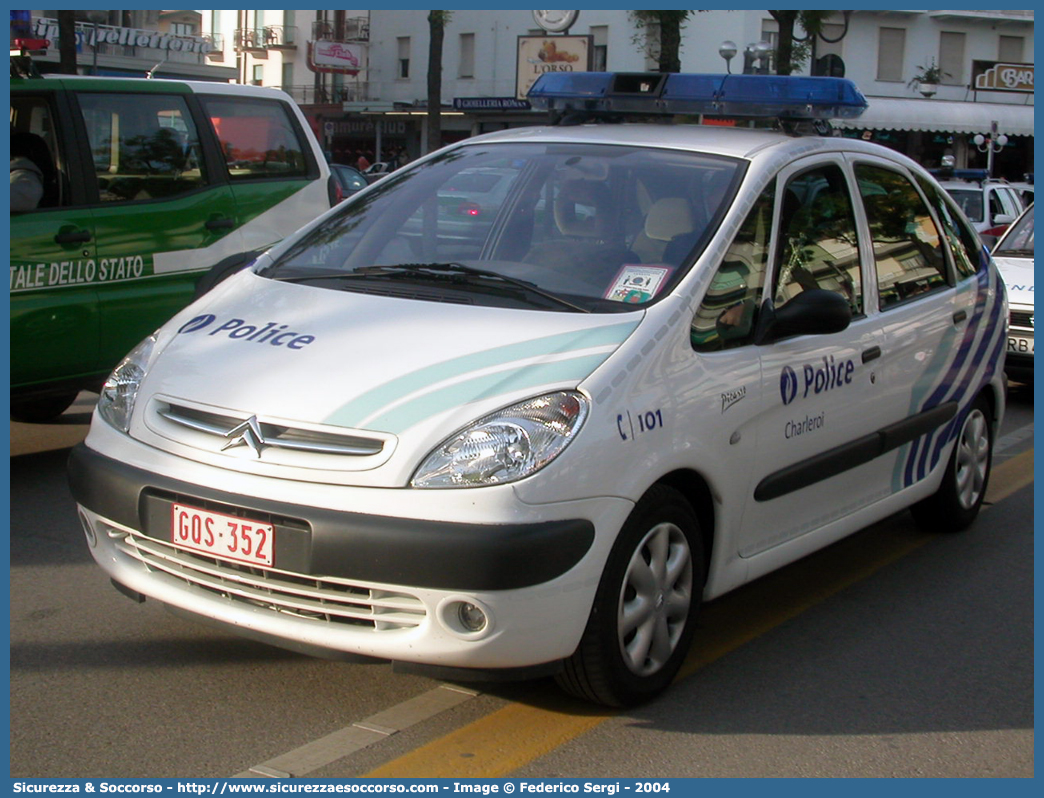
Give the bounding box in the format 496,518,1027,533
77,93,208,203
200,96,310,180
915,174,980,279
775,165,862,316
856,165,947,309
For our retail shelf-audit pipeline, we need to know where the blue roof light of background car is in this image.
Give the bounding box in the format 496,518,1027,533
528,72,868,120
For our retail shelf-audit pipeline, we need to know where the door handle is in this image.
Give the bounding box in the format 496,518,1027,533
953,309,968,325
862,346,881,364
54,229,92,245
205,217,236,231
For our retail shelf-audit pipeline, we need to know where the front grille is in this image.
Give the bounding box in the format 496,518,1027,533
159,403,385,456
1010,310,1033,331
145,398,396,473
114,530,426,632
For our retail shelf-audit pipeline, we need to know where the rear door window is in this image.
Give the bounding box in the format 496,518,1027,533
199,95,312,180
856,164,947,309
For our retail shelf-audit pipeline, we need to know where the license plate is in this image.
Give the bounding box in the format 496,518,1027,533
171,503,274,568
1007,335,1034,356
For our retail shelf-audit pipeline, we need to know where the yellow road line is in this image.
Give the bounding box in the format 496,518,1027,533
367,450,1033,778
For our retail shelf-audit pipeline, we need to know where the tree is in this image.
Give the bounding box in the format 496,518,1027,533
629,11,693,73
426,11,451,155
768,10,849,75
57,10,78,74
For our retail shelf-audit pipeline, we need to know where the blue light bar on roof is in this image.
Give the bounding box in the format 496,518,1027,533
527,72,868,121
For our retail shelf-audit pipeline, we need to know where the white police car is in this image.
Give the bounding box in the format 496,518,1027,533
69,74,1007,707
990,203,1033,382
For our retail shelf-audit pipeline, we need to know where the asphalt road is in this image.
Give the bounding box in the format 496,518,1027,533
8,385,1034,779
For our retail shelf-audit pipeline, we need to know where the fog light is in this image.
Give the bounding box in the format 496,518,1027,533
457,602,487,632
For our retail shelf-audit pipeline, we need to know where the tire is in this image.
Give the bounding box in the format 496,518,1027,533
911,395,993,533
556,485,703,707
10,390,80,423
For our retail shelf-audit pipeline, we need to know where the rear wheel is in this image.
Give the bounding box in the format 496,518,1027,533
557,485,703,707
911,395,993,533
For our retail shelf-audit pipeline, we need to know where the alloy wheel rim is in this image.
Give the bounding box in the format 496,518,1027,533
955,408,990,510
617,522,693,677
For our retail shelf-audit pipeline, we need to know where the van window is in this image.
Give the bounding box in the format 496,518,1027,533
9,94,64,209
692,183,775,351
775,165,862,316
856,164,947,309
200,96,309,180
78,93,207,203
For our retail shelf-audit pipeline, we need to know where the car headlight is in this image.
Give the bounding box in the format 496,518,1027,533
97,334,157,433
411,391,589,488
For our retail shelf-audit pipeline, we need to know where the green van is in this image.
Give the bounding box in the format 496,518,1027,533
9,75,334,421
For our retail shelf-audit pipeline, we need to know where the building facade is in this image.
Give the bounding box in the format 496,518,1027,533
22,10,235,81
202,9,1033,179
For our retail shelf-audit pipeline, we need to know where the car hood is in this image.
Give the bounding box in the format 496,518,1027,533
992,254,1034,307
144,271,640,440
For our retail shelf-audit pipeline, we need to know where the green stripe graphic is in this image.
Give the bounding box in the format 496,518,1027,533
369,354,611,434
325,321,638,430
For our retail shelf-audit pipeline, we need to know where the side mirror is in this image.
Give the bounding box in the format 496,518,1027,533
993,213,1015,226
755,289,852,345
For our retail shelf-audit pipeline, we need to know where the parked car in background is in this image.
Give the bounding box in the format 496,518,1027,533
10,74,333,422
991,203,1034,383
939,176,1024,238
330,163,369,202
1009,179,1034,207
363,161,395,184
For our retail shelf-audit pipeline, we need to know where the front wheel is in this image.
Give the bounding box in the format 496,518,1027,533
911,395,993,533
556,485,703,707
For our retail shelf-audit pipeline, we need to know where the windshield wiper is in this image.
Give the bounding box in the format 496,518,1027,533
354,262,591,313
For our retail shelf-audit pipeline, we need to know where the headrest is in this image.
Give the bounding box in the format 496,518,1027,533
553,179,611,238
643,198,696,242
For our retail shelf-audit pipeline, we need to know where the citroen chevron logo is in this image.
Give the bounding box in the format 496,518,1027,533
222,415,266,457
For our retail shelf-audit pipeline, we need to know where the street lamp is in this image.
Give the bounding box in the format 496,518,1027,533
743,41,772,74
973,121,1008,178
85,10,107,75
718,41,737,74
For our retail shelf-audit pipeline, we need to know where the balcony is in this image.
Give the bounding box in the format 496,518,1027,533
927,9,1033,22
203,32,224,61
312,17,369,43
264,25,297,49
283,83,372,106
234,27,267,52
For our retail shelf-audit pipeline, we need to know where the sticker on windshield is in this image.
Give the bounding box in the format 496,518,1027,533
605,265,672,304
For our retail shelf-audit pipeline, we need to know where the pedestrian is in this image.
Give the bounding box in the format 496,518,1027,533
356,150,370,171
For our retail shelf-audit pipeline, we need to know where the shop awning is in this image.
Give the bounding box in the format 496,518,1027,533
833,96,1035,137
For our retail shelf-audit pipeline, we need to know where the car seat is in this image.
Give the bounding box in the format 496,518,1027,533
631,197,698,264
11,130,59,208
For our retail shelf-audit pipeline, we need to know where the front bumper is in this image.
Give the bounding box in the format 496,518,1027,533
68,444,624,669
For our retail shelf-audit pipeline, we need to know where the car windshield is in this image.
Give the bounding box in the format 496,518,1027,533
994,205,1034,256
946,187,984,223
261,142,743,312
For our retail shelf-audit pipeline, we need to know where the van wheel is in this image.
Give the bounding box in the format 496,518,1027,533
556,485,702,707
11,391,79,423
911,395,993,533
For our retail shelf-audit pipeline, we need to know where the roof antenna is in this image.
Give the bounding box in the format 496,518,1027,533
146,59,166,79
